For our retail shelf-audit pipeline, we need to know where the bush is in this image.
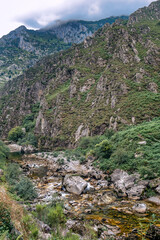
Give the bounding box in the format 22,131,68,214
5,163,21,185
0,141,9,163
22,215,39,240
14,177,38,201
8,126,24,142
18,132,37,147
47,204,66,227
95,140,112,159
0,203,13,234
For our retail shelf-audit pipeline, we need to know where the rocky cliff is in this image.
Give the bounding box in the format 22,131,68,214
0,16,128,86
0,1,159,149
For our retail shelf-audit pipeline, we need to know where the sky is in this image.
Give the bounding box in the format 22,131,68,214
0,0,155,38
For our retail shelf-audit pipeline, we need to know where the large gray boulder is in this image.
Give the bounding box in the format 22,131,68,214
63,175,88,195
147,197,160,206
110,169,146,199
8,144,23,153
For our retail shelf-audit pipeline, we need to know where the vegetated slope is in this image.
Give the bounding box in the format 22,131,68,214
0,0,159,149
0,16,128,86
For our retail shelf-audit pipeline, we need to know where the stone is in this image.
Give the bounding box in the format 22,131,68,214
0,169,4,176
149,178,160,188
156,185,160,194
22,145,37,154
132,203,147,213
101,193,115,205
147,197,160,206
8,144,23,153
138,141,147,145
63,175,88,195
127,185,146,200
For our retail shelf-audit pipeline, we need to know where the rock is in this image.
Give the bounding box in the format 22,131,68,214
132,203,147,213
138,141,146,145
101,193,115,205
22,145,37,153
97,180,108,189
156,185,160,194
146,225,160,240
149,178,160,188
63,175,88,195
8,144,23,153
147,197,160,206
126,185,146,200
0,169,4,176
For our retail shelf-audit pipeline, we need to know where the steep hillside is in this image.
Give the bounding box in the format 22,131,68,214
0,16,128,86
0,0,159,149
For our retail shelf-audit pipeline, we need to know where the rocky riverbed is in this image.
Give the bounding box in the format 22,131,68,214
8,152,160,240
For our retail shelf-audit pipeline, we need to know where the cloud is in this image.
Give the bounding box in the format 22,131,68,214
0,0,154,37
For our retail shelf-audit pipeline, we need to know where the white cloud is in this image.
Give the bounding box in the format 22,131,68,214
0,0,154,37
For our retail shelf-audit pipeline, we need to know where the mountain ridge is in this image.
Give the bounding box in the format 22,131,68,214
0,16,128,86
0,1,159,149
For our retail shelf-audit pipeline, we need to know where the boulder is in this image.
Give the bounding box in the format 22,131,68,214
63,175,88,195
126,185,146,200
147,197,160,206
101,193,116,205
22,145,37,154
132,203,147,214
149,178,160,188
156,185,160,194
110,169,144,199
8,144,23,153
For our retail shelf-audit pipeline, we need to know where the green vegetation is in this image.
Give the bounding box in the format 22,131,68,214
0,203,13,235
0,141,9,163
5,163,37,201
8,127,24,142
76,118,160,179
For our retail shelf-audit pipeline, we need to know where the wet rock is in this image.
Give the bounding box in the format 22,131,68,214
156,185,160,194
146,225,160,240
100,224,121,239
132,203,147,213
147,197,160,206
8,144,23,153
63,175,87,195
97,180,108,189
101,193,116,205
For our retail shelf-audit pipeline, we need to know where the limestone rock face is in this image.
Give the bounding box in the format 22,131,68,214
63,175,88,195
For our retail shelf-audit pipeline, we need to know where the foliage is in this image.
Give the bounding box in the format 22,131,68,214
14,177,38,201
0,141,9,167
22,215,39,240
5,163,37,201
8,127,24,142
17,132,37,147
35,202,66,229
0,203,13,235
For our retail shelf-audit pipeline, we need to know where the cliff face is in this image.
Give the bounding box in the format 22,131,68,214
0,1,159,149
0,16,128,86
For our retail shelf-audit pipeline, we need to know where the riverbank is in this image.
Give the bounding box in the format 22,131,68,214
7,151,160,240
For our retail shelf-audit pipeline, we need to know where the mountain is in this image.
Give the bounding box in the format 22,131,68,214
0,0,159,150
0,16,128,87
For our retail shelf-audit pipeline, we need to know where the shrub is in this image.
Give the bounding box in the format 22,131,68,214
5,163,21,185
8,126,24,142
47,204,66,228
14,177,38,201
18,132,37,147
57,158,64,165
0,203,13,234
22,215,39,240
95,140,112,159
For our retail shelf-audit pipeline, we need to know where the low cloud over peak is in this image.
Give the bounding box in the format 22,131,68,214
0,0,154,37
